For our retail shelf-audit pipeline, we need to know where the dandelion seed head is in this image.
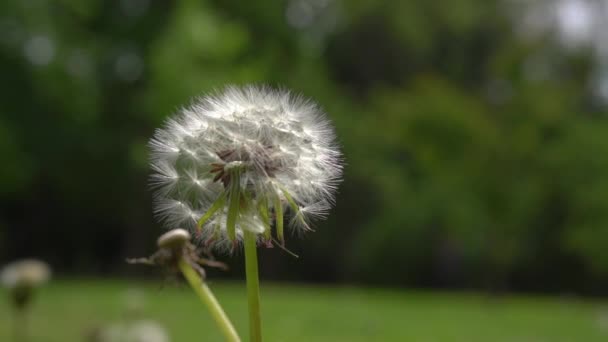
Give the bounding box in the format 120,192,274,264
150,85,342,251
94,320,170,342
1,259,51,289
127,320,170,342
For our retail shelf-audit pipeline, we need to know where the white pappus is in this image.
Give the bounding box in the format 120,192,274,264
149,85,342,251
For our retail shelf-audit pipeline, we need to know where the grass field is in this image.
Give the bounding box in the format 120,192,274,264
1,279,607,341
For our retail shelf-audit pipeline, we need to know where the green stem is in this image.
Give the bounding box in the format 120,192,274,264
177,258,241,342
12,307,26,342
243,231,262,342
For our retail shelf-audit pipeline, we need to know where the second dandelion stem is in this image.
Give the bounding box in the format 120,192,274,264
244,230,262,342
12,306,27,342
177,257,241,342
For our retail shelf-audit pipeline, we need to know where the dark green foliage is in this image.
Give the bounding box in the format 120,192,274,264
1,0,608,293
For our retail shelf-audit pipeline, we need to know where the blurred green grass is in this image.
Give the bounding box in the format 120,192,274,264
1,279,607,341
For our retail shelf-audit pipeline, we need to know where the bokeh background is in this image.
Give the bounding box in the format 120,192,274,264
2,0,608,341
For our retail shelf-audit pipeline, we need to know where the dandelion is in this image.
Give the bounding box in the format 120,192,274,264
149,85,342,250
127,228,240,341
149,85,343,341
1,259,51,341
1,259,51,310
90,320,170,342
1,259,51,294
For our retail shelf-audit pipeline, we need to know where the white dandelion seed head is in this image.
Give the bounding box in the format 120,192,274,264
1,259,51,289
126,320,170,342
149,85,342,251
94,320,170,342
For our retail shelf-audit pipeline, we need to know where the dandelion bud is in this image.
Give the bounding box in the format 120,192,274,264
150,86,342,251
157,228,191,249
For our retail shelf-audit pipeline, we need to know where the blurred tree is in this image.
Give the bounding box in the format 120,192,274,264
1,0,607,293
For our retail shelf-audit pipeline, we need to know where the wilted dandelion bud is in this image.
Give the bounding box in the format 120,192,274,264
150,85,342,251
157,228,191,249
1,259,51,310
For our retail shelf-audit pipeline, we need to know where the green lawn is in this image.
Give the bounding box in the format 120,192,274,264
0,279,607,341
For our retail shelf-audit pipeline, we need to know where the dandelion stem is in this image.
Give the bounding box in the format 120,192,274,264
177,257,241,342
12,306,27,342
243,230,263,342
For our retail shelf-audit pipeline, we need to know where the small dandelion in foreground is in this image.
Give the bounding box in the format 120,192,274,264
126,320,170,342
1,259,51,341
90,320,170,342
127,228,240,341
150,85,343,251
127,228,227,279
1,259,51,309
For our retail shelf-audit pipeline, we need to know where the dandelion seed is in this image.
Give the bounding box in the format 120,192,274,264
149,85,342,251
